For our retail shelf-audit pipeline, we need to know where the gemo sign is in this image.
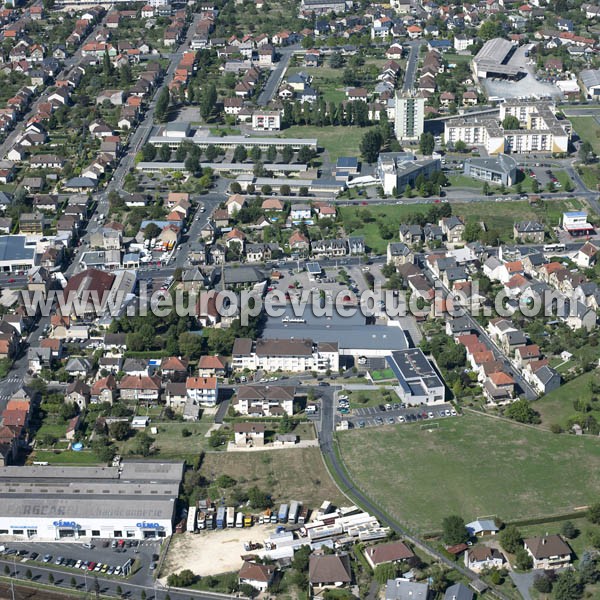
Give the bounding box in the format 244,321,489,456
53,520,79,529
136,522,161,529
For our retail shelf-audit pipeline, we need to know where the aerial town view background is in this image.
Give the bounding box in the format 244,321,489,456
0,0,599,598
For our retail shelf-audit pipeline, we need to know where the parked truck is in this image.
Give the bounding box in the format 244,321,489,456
216,506,226,529
186,506,197,533
236,512,244,528
226,507,235,528
278,504,289,523
298,506,309,525
288,501,301,524
244,514,253,527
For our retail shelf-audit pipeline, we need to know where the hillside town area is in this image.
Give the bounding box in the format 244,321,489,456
0,0,599,599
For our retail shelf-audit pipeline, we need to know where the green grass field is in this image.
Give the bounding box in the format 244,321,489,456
570,116,600,155
339,199,585,253
279,125,374,162
337,412,600,533
30,450,102,466
534,370,600,430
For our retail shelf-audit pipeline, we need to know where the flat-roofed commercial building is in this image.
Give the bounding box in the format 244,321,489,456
386,348,445,405
0,235,36,273
0,461,184,540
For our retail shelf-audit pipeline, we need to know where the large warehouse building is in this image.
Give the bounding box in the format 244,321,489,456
0,461,184,540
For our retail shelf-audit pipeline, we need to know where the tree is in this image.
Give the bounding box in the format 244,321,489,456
463,221,483,243
279,413,293,434
250,146,262,162
292,545,311,572
205,144,218,161
483,181,490,196
25,569,32,579
154,87,170,123
441,515,469,545
256,145,273,165
454,140,467,153
239,584,258,598
230,181,242,194
579,141,593,164
504,399,541,424
143,222,162,241
553,570,583,600
419,132,435,156
329,52,344,68
110,421,131,441
588,502,600,524
360,130,383,163
158,144,171,162
298,146,314,164
48,573,54,584
141,143,156,161
178,332,203,359
185,153,201,176
282,146,294,163
248,486,273,509
233,145,247,163
141,591,147,600
561,521,578,539
71,577,77,588
502,115,520,130
299,186,309,196
166,570,197,587
499,524,523,553
200,84,217,121
280,184,291,196
533,573,552,593
531,178,540,193
515,547,533,570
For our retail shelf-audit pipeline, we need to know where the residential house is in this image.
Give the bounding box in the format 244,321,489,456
464,546,505,572
238,561,275,592
483,372,515,405
514,221,545,243
466,519,499,537
186,376,219,407
65,357,91,378
364,541,414,570
575,241,598,269
235,385,295,416
524,535,572,570
233,422,265,447
65,381,90,410
118,375,162,403
90,375,117,404
309,554,351,593
440,216,465,244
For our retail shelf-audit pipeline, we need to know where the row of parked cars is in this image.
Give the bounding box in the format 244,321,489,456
357,408,458,428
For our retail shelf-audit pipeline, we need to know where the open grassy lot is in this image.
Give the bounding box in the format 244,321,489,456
337,412,600,533
201,448,345,508
570,116,600,155
339,199,585,253
534,370,600,430
348,388,395,409
279,125,375,162
29,450,102,466
117,421,213,459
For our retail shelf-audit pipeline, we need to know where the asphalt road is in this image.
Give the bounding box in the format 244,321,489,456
256,45,298,106
401,40,424,93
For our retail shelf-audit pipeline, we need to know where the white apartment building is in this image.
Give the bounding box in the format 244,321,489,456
235,385,296,416
232,338,339,373
394,93,425,142
251,111,281,132
444,101,570,155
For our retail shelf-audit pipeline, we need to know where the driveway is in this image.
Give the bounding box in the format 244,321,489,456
509,569,542,600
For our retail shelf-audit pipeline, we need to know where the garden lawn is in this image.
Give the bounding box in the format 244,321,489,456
279,125,375,162
30,450,102,466
570,116,600,155
337,412,600,533
534,370,600,430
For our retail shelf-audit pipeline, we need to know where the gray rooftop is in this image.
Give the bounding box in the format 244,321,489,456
0,236,35,263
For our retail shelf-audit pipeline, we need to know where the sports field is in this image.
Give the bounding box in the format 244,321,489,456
337,412,600,532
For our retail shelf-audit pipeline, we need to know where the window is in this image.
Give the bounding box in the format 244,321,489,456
92,530,100,537
114,531,122,538
12,530,23,535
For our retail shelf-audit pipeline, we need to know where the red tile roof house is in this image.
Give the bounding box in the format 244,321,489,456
118,375,161,402
363,541,415,569
197,355,227,377
160,356,189,381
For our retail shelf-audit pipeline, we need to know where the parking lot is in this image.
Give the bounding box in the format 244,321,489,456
0,539,161,580
336,393,457,429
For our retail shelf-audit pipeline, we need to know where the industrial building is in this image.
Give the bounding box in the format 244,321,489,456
0,462,184,540
0,236,36,273
472,38,525,80
579,69,600,100
463,154,518,186
377,152,441,195
386,348,445,405
394,92,425,142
